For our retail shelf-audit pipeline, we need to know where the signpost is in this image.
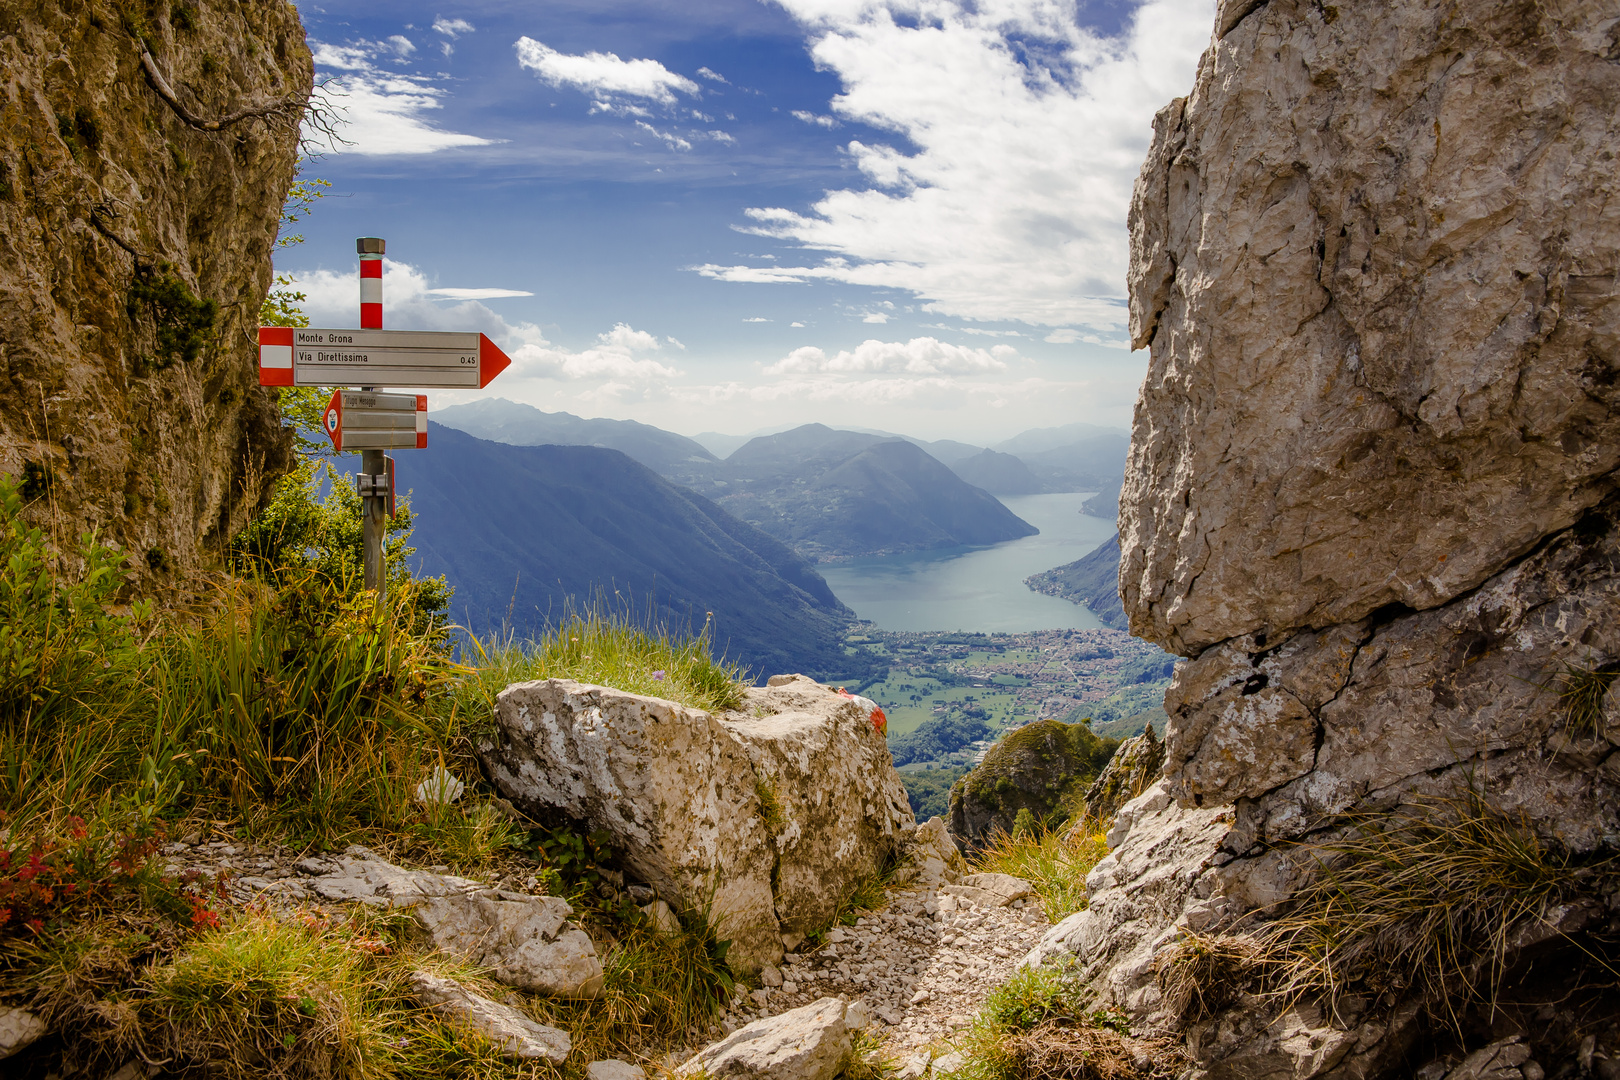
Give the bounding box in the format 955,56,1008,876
256,328,510,389
320,391,429,452
258,237,513,599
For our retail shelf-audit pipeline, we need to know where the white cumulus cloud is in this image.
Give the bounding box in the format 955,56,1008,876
509,324,683,386
433,17,474,38
697,66,730,84
765,337,1014,376
704,0,1213,332
307,40,492,155
514,37,700,104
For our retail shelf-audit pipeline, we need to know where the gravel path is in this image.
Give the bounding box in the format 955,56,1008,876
719,883,1050,1053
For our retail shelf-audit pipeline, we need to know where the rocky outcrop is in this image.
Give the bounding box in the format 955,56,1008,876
1079,724,1164,829
1120,0,1620,658
479,674,915,971
947,719,1117,849
1091,0,1620,1074
0,0,309,588
1023,784,1231,1026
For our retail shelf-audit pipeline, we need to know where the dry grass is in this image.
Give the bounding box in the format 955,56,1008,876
1257,789,1620,1029
1152,931,1266,1025
973,824,1110,922
1002,1020,1183,1080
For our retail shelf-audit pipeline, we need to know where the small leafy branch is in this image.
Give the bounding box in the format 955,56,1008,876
0,815,222,936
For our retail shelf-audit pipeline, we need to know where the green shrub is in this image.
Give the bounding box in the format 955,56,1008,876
127,266,218,369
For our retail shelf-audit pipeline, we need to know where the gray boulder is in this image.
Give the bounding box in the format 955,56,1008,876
676,997,854,1079
290,847,603,996
479,675,914,971
0,1007,45,1060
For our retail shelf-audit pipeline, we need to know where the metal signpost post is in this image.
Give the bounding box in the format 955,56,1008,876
258,237,512,602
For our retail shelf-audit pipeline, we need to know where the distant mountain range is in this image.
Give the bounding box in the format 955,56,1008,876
713,425,1038,561
398,423,853,679
434,399,718,486
436,401,1130,501
1023,533,1126,630
434,403,1053,561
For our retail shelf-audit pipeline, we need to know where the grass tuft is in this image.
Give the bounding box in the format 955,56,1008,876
972,824,1109,922
1549,659,1620,739
1152,931,1265,1025
946,963,1179,1080
1258,787,1620,1029
456,608,748,721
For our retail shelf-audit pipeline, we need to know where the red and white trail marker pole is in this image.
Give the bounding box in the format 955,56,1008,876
255,237,514,602
356,238,387,597
358,236,384,330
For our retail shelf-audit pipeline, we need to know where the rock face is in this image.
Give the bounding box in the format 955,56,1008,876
0,0,309,588
479,674,915,971
1121,0,1620,657
947,719,1117,849
1079,724,1164,829
0,1006,45,1060
1093,0,1620,1074
1024,783,1230,1026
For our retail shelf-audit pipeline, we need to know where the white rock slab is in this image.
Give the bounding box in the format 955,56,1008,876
408,971,570,1062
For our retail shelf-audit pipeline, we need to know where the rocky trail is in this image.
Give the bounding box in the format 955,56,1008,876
154,833,1053,1071
720,877,1050,1057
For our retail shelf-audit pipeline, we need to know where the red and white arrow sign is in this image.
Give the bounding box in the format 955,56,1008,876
259,327,512,390
320,390,428,452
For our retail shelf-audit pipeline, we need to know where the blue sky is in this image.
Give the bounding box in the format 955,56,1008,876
286,0,1213,443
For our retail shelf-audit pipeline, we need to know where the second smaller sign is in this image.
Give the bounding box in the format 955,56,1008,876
321,390,428,453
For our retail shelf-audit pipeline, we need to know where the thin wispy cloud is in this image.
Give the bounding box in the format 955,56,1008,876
432,17,473,56
791,110,839,128
636,120,693,152
699,0,1213,331
696,66,730,84
514,38,700,104
766,337,1014,376
426,287,534,300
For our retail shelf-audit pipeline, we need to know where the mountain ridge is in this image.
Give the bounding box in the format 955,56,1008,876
399,423,854,679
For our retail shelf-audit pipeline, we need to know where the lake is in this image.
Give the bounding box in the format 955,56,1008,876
819,493,1118,632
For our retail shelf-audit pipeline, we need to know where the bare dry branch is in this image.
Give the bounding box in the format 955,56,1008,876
140,50,307,132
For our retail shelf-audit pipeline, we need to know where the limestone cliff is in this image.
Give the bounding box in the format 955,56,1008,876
1072,0,1620,1073
0,0,310,588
